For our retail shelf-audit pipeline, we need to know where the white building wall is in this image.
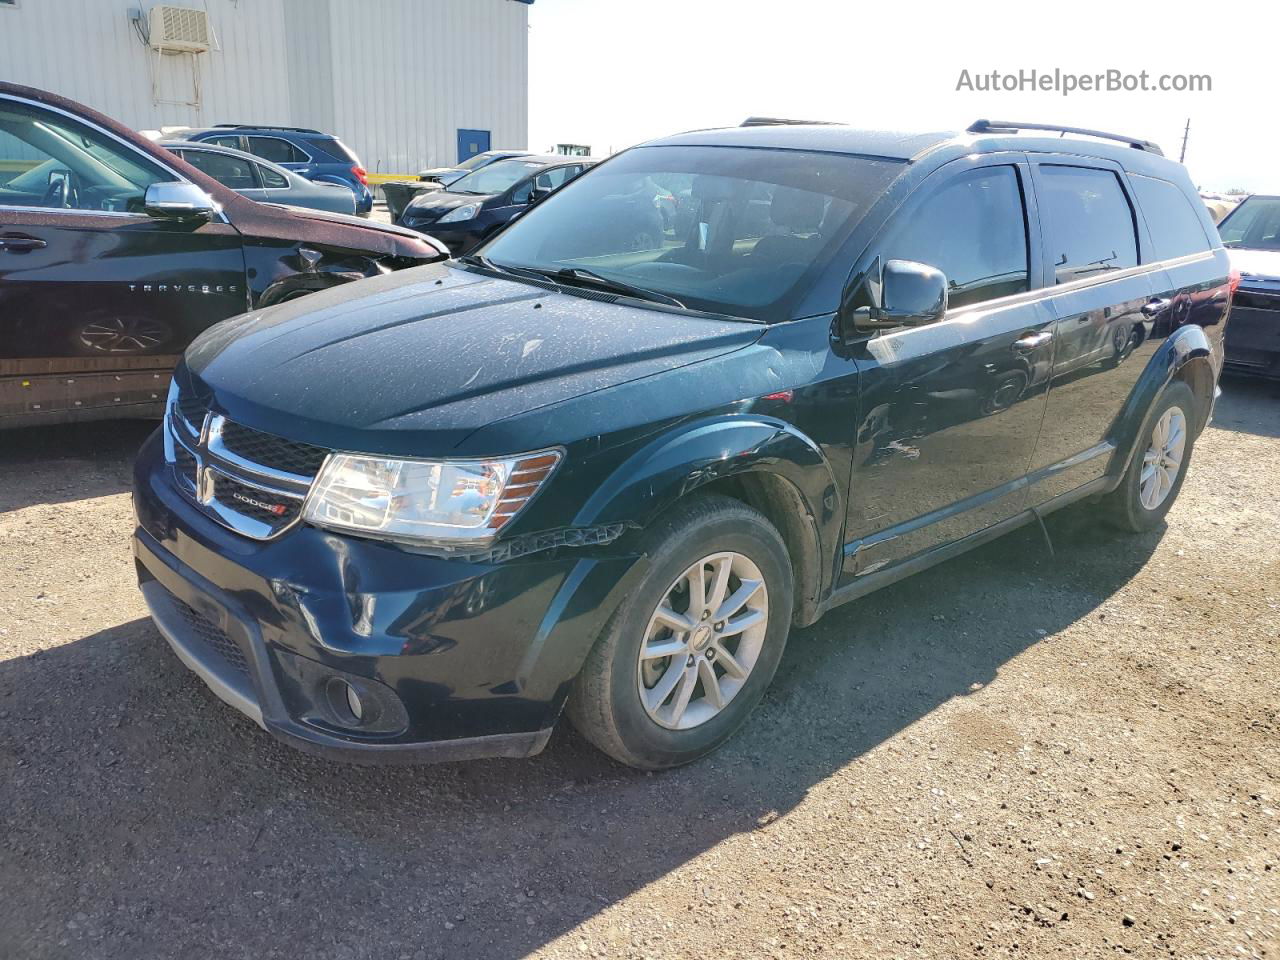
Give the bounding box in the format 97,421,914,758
0,0,529,174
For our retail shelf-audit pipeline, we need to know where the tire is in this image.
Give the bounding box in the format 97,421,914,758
1100,380,1197,533
566,494,794,769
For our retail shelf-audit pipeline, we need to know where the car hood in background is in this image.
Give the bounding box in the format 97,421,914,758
1229,248,1280,283
402,190,496,220
183,263,763,455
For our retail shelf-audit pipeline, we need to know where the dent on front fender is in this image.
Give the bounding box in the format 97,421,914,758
246,240,388,306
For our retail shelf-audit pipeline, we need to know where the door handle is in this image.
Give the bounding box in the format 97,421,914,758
1141,298,1172,318
0,234,47,252
1013,330,1053,353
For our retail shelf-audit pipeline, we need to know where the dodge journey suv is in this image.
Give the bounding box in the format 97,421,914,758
133,119,1233,769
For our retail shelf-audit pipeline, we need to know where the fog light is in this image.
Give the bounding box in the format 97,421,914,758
345,682,364,722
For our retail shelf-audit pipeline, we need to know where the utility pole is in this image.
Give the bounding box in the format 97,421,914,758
1179,119,1190,163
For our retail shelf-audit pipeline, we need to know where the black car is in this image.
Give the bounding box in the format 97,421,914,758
398,155,594,255
1216,194,1280,377
0,84,446,428
134,119,1231,769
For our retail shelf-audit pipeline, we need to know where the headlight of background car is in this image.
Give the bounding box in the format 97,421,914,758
302,450,561,546
438,202,481,223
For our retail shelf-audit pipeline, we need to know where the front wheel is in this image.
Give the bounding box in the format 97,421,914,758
1100,380,1197,532
566,494,794,769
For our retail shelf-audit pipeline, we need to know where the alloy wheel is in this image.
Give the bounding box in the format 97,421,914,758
78,317,169,354
636,551,769,730
1139,406,1187,510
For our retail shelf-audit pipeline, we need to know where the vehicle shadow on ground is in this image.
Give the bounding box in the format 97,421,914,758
0,420,155,512
1212,374,1280,438
0,506,1160,959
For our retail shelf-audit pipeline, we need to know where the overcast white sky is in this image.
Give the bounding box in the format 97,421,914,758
528,0,1274,192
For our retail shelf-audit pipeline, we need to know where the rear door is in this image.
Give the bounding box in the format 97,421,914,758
0,93,246,425
842,154,1056,576
1023,159,1157,501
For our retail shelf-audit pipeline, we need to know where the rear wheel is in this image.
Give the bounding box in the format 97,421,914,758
566,494,793,769
1100,380,1197,532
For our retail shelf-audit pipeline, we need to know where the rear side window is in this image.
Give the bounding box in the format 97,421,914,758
882,165,1030,309
205,135,242,150
1130,175,1211,260
180,149,258,190
247,136,308,164
1038,166,1138,283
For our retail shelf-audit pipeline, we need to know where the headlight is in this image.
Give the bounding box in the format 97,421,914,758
437,202,481,223
302,449,561,547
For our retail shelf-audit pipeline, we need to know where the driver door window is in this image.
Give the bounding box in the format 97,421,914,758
0,99,168,213
882,165,1030,310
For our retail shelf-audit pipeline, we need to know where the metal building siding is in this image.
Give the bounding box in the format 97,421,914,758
0,0,528,174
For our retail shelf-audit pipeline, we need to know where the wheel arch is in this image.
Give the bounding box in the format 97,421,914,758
1109,323,1215,477
574,416,844,627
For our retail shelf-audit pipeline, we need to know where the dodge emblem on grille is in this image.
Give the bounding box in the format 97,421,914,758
231,491,288,516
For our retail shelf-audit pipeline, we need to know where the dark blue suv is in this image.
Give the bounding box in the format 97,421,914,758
171,125,374,216
134,119,1233,770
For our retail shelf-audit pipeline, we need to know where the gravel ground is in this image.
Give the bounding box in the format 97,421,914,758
0,376,1277,960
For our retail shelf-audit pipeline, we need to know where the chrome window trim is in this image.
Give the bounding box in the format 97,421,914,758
0,92,232,224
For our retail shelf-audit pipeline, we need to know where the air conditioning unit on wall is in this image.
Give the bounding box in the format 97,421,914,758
149,5,211,54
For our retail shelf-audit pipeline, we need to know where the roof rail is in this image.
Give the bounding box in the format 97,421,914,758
212,123,326,135
967,119,1163,156
740,116,840,127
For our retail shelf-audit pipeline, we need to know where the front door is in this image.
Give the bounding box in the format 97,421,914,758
843,156,1055,578
457,128,491,165
0,93,247,424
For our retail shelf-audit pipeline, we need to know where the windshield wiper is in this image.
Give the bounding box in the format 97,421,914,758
456,257,689,310
454,254,554,285
549,267,686,308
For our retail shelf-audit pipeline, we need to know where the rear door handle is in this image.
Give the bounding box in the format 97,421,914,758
1141,298,1172,318
1013,330,1053,353
0,234,47,252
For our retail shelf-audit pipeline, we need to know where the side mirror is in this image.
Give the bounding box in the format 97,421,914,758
853,259,948,332
144,182,217,221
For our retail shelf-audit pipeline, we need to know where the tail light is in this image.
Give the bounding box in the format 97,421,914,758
351,165,369,187
1228,268,1241,296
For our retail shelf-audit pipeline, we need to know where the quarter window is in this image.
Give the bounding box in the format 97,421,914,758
1130,175,1211,261
256,163,289,189
246,136,308,165
882,165,1030,309
1038,165,1139,283
0,98,168,213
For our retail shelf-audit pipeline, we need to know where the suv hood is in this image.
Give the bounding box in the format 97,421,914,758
183,263,763,455
1229,247,1280,283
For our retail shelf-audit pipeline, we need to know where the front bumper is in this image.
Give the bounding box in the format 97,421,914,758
132,429,641,763
1224,285,1280,377
396,219,481,256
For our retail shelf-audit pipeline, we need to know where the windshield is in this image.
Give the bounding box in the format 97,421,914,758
450,159,547,195
1218,196,1280,251
456,152,499,172
479,145,902,321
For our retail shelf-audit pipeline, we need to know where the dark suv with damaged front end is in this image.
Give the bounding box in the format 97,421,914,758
134,119,1232,769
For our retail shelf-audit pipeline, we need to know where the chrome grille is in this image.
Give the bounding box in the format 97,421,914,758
164,386,328,540
218,420,328,478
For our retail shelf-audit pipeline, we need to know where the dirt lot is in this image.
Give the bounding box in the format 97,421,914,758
1,377,1277,960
